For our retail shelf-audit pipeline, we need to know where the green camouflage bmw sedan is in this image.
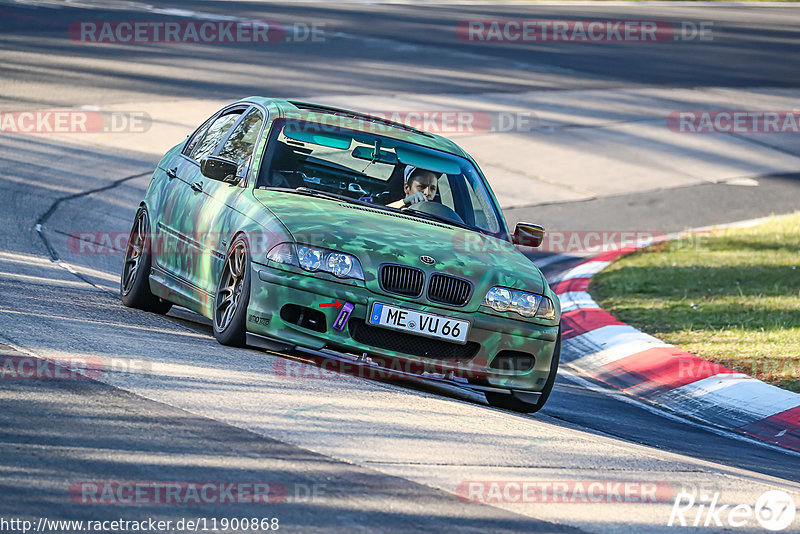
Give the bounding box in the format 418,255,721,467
121,97,561,412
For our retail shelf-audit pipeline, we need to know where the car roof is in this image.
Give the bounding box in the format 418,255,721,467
239,96,469,158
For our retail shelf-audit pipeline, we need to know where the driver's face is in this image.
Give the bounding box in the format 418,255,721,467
405,173,438,200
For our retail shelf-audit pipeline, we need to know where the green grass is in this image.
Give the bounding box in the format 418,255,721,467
590,213,800,393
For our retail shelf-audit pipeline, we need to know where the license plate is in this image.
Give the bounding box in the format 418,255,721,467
368,302,470,344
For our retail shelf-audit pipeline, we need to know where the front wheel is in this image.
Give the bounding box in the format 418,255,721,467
485,327,561,414
120,208,172,314
213,237,251,347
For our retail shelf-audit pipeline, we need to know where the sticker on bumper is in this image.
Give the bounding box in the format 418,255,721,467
333,302,355,331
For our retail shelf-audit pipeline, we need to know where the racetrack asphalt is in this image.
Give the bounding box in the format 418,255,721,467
1,1,800,532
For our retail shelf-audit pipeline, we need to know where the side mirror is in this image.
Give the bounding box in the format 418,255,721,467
513,223,545,247
200,156,239,183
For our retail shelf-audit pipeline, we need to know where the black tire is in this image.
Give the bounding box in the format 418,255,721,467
120,208,172,314
485,327,561,413
213,237,251,347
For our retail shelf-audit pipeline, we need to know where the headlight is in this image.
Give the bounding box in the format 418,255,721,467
483,287,514,312
482,286,556,320
265,243,298,266
266,243,364,280
535,295,557,320
298,246,324,271
326,252,355,278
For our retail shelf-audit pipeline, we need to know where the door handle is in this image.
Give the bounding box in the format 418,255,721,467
191,181,203,192
166,167,178,179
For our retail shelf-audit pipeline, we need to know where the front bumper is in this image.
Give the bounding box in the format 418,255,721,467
246,262,559,392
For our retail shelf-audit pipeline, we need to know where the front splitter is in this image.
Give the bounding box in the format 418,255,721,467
245,331,540,401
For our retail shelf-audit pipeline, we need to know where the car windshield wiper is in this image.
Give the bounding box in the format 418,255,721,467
401,208,475,231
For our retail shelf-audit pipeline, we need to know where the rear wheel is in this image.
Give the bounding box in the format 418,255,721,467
213,237,251,347
485,327,561,413
120,208,172,314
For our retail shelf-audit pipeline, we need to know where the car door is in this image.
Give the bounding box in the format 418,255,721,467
163,106,245,287
154,114,214,277
191,106,267,299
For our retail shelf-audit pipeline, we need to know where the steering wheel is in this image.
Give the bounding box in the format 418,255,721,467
405,201,465,225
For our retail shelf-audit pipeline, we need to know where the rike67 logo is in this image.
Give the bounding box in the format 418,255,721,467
668,490,797,531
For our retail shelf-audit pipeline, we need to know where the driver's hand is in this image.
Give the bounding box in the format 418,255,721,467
402,191,428,207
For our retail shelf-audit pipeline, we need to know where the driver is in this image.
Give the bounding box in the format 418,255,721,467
387,166,439,208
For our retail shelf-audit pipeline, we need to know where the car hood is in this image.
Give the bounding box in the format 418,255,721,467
254,191,545,305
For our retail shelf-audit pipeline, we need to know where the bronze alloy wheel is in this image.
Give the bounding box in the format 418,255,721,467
121,210,148,296
212,238,250,346
120,208,171,314
214,240,248,335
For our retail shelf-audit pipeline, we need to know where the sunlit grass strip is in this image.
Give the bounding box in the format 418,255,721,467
591,213,800,393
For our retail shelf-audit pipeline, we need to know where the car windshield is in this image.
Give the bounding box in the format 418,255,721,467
256,119,507,237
